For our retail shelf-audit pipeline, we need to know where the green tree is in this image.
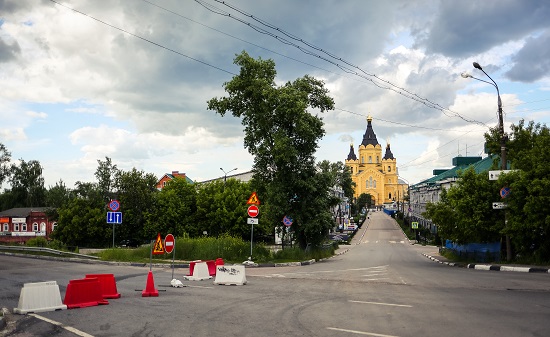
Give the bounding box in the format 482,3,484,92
357,193,373,214
497,120,550,262
95,157,118,201
50,178,107,247
45,180,73,208
195,179,258,240
9,159,46,207
144,177,197,238
423,167,502,244
52,197,109,248
207,51,335,248
0,143,11,187
114,168,157,242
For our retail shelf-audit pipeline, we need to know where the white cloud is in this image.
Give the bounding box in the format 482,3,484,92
0,0,549,189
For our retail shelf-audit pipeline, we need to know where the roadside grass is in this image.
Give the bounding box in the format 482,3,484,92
96,235,336,264
1,235,338,264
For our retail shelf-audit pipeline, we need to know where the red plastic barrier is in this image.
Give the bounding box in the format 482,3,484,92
63,278,109,309
206,260,217,276
85,274,121,299
142,271,159,297
215,258,224,266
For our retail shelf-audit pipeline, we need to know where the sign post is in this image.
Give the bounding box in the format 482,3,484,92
165,234,175,280
246,192,260,261
107,200,122,248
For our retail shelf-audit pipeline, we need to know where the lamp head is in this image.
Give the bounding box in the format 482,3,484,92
473,62,482,70
461,72,473,78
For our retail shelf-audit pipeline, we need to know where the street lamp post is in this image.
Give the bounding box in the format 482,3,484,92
220,167,238,185
462,62,511,261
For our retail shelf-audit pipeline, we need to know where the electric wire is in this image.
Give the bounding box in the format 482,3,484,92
48,0,236,77
195,0,488,127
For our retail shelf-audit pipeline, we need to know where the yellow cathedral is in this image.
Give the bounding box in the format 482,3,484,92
345,116,408,206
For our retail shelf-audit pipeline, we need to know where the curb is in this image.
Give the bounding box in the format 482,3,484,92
466,264,550,273
0,251,318,269
422,253,550,273
422,253,463,267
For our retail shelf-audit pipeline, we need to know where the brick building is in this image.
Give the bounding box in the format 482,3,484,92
0,207,57,244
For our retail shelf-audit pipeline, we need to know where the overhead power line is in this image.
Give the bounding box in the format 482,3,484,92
194,0,488,127
49,0,492,135
48,0,236,77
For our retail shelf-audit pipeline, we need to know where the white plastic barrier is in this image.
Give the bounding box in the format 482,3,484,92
14,281,67,314
183,261,212,281
214,265,247,285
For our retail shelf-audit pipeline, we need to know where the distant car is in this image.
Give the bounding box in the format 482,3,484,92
119,239,140,248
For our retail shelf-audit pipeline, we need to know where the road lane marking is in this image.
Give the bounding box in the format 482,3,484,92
327,327,399,336
363,277,390,281
349,300,412,308
30,314,94,337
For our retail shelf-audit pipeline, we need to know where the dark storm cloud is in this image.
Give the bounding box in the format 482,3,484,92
505,30,550,82
418,0,550,58
0,37,20,62
0,0,34,13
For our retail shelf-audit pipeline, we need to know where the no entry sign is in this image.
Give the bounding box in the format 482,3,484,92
164,234,175,254
247,205,259,218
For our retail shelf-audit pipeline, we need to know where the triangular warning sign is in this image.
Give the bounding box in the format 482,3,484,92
153,233,164,255
247,191,260,205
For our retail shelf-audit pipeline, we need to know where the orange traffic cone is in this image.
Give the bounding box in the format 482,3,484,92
142,271,159,297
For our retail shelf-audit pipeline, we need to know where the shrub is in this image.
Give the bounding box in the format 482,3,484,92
26,237,49,247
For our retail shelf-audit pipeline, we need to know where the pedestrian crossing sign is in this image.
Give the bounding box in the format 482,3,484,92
153,233,165,255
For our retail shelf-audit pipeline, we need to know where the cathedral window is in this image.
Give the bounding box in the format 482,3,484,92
373,180,376,188
388,165,391,172
361,156,364,163
376,156,379,163
368,156,372,163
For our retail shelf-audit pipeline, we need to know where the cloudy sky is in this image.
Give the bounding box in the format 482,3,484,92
1,0,549,189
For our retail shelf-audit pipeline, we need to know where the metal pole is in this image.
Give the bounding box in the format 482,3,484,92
250,223,254,258
474,62,511,262
149,240,153,272
171,237,176,280
112,223,115,248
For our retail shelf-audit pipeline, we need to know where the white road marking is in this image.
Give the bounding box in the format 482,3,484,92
327,327,399,337
363,277,390,281
30,314,94,337
349,300,412,308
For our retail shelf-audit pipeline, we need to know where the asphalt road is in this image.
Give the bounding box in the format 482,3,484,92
1,211,549,337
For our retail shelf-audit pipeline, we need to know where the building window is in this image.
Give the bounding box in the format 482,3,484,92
52,222,58,231
22,223,27,231
163,181,167,187
369,177,373,188
2,224,8,232
361,156,364,163
388,179,391,183
389,193,392,199
33,223,39,232
14,224,19,231
388,165,391,172
368,156,372,163
376,156,379,163
373,180,377,188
